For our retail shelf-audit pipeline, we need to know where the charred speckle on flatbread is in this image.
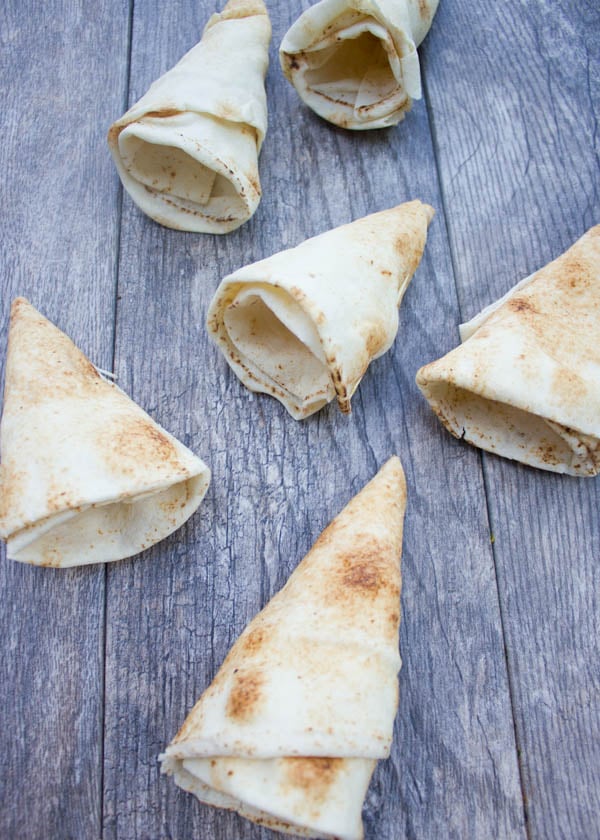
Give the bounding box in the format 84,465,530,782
388,610,400,630
419,0,430,17
535,441,561,466
365,326,386,358
507,296,538,315
336,542,398,598
283,757,344,799
226,670,264,721
106,418,181,473
240,626,267,653
248,174,261,195
341,556,384,594
558,256,591,291
46,489,71,513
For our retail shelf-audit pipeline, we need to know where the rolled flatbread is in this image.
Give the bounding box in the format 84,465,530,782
416,225,600,475
207,200,434,419
161,456,406,840
280,0,438,130
0,298,211,567
108,0,271,233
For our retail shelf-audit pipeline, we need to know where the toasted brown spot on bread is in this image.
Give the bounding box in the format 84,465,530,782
103,417,182,477
341,556,384,593
365,326,386,358
335,541,399,599
557,256,592,291
240,626,267,653
226,670,264,721
507,296,538,315
283,757,344,799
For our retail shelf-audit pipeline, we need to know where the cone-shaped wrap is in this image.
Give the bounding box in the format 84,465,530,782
161,457,406,840
416,225,600,476
108,0,271,233
0,299,211,567
280,0,438,130
207,201,434,419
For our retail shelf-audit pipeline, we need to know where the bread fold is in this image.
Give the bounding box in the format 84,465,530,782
207,201,434,418
108,0,271,233
416,225,600,475
0,299,210,567
161,457,406,839
280,0,438,129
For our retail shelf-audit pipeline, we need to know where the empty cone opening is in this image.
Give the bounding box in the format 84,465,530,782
426,381,599,475
8,474,208,567
305,30,397,110
223,287,335,414
119,135,217,204
116,112,259,226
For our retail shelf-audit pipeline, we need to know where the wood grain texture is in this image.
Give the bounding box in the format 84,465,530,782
101,1,523,838
1,0,597,838
0,0,130,837
423,0,600,837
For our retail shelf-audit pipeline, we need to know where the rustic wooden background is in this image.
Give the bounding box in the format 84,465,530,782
1,1,598,838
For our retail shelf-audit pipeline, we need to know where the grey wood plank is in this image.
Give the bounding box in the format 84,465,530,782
0,1,130,837
102,1,524,838
423,1,600,837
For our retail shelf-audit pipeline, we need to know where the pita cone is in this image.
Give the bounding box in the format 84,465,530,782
108,0,271,233
280,0,438,130
207,201,434,419
0,299,211,567
161,457,406,840
416,225,600,475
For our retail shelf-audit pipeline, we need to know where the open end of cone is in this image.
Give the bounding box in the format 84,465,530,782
305,29,398,111
119,135,218,205
223,286,335,416
116,112,259,229
426,380,600,476
9,473,208,568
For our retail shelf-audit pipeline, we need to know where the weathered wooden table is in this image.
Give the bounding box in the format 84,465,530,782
1,1,598,838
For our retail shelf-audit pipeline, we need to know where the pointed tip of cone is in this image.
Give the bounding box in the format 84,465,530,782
334,456,407,543
10,297,33,317
368,456,406,499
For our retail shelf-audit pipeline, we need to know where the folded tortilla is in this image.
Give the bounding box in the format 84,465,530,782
416,225,600,475
108,0,271,233
280,0,439,130
0,298,211,567
207,200,434,419
161,456,406,840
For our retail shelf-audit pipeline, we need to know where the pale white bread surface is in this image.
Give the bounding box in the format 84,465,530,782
207,201,434,419
161,457,407,839
280,0,438,129
416,225,600,475
108,0,271,233
0,298,210,567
